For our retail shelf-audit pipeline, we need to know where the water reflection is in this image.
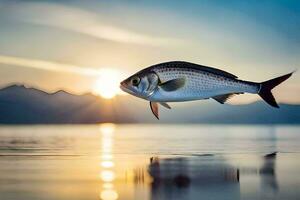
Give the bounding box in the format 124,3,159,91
143,153,278,200
260,152,278,197
147,156,240,200
1,125,299,200
99,124,118,200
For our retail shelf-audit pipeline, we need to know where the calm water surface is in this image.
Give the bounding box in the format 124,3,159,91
0,124,299,200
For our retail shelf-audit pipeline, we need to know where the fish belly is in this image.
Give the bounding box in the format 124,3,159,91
149,69,259,102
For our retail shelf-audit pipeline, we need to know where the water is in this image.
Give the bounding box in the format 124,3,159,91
0,124,299,200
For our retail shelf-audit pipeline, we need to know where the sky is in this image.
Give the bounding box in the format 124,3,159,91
0,0,299,104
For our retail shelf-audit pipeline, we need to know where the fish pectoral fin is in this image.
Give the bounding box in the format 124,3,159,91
159,102,171,109
212,93,243,104
159,78,185,92
150,102,159,120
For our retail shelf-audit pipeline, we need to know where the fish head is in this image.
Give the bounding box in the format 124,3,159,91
120,71,159,99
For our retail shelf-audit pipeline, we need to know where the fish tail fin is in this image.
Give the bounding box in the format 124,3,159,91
258,72,294,108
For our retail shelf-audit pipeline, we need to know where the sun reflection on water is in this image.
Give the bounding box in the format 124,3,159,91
100,170,115,182
99,123,118,200
100,190,119,200
101,161,114,168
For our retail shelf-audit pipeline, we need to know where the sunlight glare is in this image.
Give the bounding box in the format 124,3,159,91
100,189,118,200
101,170,115,182
100,123,116,135
93,69,123,99
101,161,114,168
103,183,114,189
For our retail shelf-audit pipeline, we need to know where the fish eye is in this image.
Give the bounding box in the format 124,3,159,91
131,77,140,86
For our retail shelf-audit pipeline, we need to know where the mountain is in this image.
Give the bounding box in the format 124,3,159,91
0,84,135,124
0,84,299,124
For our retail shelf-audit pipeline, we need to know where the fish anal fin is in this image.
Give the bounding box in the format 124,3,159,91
150,102,159,120
212,93,242,104
159,102,171,109
159,78,185,92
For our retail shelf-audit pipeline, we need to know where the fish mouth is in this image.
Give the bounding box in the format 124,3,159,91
120,81,126,89
120,82,133,95
120,81,144,99
120,85,127,93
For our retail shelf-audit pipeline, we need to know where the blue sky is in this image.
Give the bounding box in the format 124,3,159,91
0,0,299,103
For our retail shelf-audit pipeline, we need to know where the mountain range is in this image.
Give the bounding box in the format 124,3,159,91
0,84,299,124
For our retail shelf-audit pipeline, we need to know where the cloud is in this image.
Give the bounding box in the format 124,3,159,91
0,55,100,76
6,2,181,46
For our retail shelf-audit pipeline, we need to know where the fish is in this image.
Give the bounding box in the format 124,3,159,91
120,61,293,119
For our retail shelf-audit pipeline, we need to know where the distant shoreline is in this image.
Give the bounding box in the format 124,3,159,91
0,123,299,126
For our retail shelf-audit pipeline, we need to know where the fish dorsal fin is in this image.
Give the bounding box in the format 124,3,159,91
160,61,238,79
159,102,171,109
159,78,185,92
150,102,159,119
212,93,243,104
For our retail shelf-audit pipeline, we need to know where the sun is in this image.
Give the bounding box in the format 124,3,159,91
92,68,123,99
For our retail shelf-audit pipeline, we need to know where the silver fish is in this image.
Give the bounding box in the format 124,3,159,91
120,61,293,119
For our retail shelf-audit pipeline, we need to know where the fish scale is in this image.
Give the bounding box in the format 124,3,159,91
149,65,259,102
